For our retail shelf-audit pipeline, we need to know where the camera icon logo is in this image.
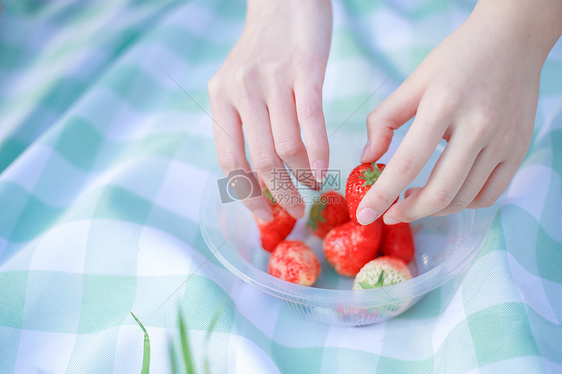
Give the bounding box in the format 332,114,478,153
217,169,262,204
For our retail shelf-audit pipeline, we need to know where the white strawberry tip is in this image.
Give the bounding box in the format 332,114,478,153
352,259,412,290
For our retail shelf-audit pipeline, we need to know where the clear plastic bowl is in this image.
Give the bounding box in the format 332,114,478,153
200,131,495,326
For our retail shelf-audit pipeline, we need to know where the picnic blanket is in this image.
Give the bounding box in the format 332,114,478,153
1,0,561,372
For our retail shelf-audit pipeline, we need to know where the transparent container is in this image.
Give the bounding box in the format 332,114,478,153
200,131,495,326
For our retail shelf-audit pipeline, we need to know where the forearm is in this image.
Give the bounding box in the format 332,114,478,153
247,0,332,18
473,0,562,61
245,0,333,49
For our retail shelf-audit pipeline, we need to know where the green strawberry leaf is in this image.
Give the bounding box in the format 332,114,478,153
307,199,327,230
375,270,385,287
358,270,385,289
263,188,276,204
358,281,376,289
359,163,382,187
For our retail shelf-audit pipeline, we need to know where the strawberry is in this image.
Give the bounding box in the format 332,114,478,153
253,189,297,252
307,190,350,239
380,222,415,263
268,240,321,286
323,220,382,277
346,162,396,224
352,256,412,290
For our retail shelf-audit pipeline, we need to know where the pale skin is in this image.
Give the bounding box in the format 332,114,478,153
209,0,562,225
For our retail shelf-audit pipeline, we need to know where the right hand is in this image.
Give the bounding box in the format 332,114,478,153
208,0,332,221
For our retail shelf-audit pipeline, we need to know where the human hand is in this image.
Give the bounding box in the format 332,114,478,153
357,0,562,225
208,0,332,221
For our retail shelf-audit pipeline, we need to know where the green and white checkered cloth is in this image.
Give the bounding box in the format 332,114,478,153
1,0,561,372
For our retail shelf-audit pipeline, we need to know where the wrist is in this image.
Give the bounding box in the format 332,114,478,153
473,0,562,61
246,0,332,23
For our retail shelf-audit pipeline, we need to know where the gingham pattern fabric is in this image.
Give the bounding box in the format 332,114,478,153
1,0,561,373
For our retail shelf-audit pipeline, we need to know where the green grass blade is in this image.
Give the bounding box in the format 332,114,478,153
204,301,227,373
179,313,196,374
206,302,226,336
130,311,150,374
169,340,178,374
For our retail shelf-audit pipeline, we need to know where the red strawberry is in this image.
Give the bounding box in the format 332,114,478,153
323,220,382,277
268,240,321,286
352,256,412,290
345,162,396,224
253,190,296,252
307,190,350,239
346,162,385,224
380,222,415,263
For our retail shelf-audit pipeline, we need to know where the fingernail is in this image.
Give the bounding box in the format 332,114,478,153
360,141,371,163
254,208,273,222
357,208,378,225
384,215,400,225
288,204,305,219
313,160,326,183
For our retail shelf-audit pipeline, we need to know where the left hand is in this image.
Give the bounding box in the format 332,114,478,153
356,0,562,225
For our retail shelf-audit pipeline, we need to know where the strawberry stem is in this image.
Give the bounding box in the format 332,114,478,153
360,163,382,187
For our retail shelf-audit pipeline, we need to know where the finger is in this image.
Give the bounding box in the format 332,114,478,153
268,88,319,190
404,187,420,199
362,76,423,163
209,102,274,221
382,132,481,223
356,102,448,225
294,76,329,183
240,103,305,219
467,161,519,209
432,149,498,216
